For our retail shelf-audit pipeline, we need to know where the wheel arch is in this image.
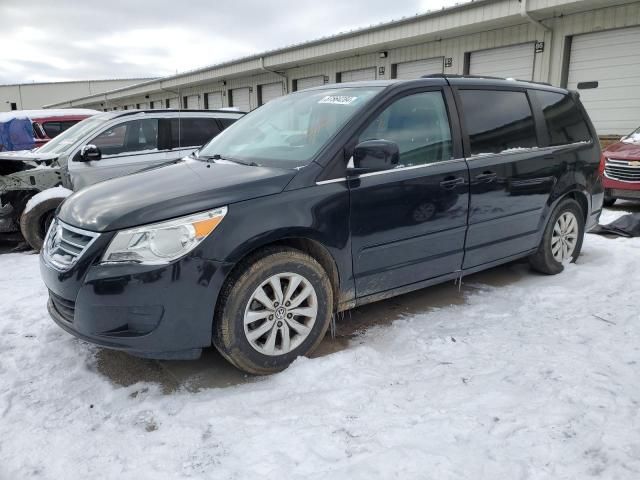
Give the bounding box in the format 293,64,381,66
216,234,343,316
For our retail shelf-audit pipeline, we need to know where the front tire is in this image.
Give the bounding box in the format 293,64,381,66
19,196,65,251
213,247,333,374
529,198,585,275
603,196,616,207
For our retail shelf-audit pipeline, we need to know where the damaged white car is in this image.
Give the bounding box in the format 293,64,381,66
0,108,243,249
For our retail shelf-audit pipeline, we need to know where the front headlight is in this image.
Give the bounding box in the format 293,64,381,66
101,207,227,265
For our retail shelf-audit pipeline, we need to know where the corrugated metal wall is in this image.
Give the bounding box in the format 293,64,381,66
66,0,640,135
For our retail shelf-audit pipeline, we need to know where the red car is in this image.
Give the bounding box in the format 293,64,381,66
601,127,640,206
0,109,98,152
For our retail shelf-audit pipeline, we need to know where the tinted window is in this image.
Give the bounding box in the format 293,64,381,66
358,91,452,166
90,118,158,156
42,120,80,138
533,90,591,146
218,118,237,129
181,118,221,147
459,90,537,155
170,118,221,148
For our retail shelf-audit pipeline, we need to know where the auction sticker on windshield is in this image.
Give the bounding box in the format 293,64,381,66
318,95,358,105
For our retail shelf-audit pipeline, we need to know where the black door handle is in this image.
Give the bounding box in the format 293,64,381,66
475,171,497,182
440,177,464,189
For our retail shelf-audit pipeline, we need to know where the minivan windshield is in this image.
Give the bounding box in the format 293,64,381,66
198,87,382,168
37,115,114,155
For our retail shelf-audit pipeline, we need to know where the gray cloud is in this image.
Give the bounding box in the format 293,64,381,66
0,0,459,83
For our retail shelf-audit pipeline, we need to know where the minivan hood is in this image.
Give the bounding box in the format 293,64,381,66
58,159,297,232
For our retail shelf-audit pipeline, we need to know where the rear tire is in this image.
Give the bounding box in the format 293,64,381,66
213,247,333,375
529,198,584,275
19,197,64,251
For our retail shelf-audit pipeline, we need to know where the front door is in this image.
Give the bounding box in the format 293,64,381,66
456,88,555,268
69,117,173,189
349,89,469,298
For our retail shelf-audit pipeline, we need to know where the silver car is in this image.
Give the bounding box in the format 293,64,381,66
0,109,244,249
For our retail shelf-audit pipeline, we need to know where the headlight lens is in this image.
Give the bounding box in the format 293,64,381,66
101,207,227,264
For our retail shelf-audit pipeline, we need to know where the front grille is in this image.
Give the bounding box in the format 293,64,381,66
604,158,640,183
43,219,99,271
49,291,76,323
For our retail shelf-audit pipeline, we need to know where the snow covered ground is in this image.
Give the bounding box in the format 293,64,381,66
1,208,639,479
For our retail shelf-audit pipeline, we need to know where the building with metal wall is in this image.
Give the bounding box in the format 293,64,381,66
47,0,640,137
0,78,155,113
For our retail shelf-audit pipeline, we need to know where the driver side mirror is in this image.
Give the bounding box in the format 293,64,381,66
348,140,399,175
79,144,101,162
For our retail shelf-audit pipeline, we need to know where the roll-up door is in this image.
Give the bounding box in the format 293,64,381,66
259,82,283,105
185,95,199,109
205,91,223,109
469,43,535,81
168,98,179,109
296,76,325,90
230,87,251,111
567,27,640,135
395,57,443,79
339,67,376,82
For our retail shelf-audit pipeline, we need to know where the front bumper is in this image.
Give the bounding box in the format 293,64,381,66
40,241,232,359
603,176,640,201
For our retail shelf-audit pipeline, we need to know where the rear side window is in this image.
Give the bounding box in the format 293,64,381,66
532,90,591,146
176,118,221,148
459,90,538,155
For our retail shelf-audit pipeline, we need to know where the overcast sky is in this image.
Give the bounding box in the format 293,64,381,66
0,0,462,84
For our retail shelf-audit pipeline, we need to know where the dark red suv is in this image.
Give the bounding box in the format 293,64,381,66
601,127,640,206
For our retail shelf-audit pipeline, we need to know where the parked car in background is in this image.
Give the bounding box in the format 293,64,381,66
40,76,603,375
0,109,244,249
0,109,98,152
601,126,640,206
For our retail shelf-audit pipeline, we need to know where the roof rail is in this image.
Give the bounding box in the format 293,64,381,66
110,108,247,116
421,73,551,86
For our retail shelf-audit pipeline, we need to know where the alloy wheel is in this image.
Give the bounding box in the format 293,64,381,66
243,272,318,356
551,211,579,262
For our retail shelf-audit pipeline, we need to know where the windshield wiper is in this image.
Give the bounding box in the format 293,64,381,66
200,153,258,166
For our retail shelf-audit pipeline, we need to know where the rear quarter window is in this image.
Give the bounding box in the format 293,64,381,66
532,90,592,146
459,89,538,155
171,117,222,148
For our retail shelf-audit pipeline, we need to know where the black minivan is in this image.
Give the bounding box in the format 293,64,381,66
40,76,604,374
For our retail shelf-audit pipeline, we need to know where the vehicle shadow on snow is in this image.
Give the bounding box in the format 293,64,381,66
94,260,532,394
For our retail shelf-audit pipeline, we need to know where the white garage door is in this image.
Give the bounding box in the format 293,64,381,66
185,95,199,109
469,43,535,80
395,57,443,79
567,27,640,136
340,67,376,82
168,98,179,109
296,76,325,90
260,82,283,105
205,91,223,110
231,88,251,111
